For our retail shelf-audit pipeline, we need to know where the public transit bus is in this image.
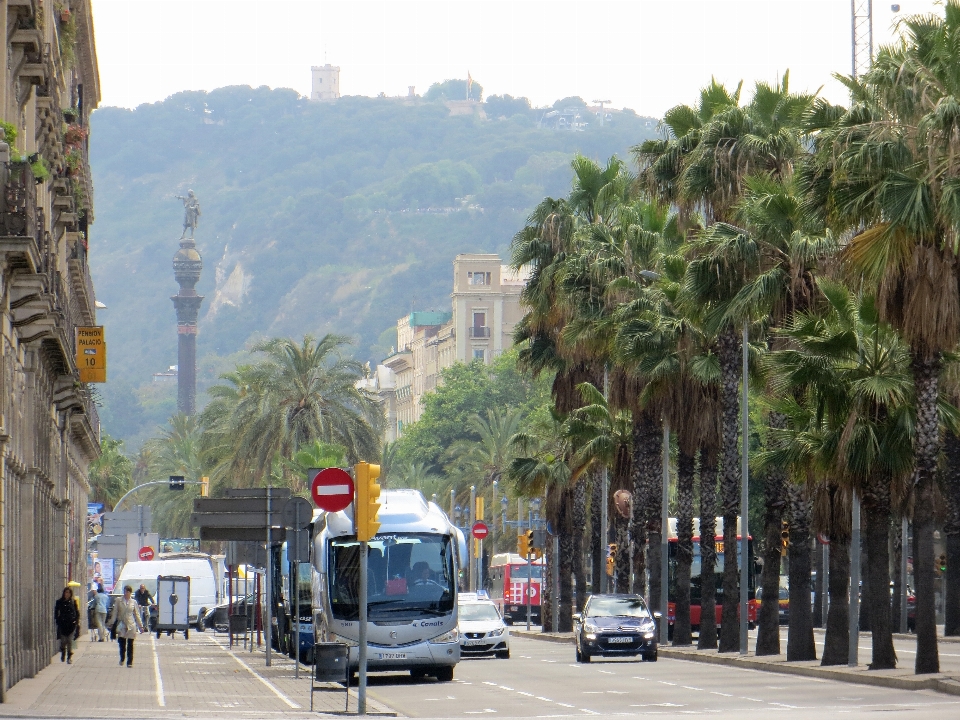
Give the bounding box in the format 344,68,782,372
488,553,544,625
279,513,320,662
312,489,467,681
666,516,758,634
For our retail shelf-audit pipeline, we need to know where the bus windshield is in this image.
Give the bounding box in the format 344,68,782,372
509,565,543,580
329,533,455,621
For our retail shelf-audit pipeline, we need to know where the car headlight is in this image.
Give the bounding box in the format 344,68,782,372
430,628,460,644
490,627,504,637
584,623,599,634
643,632,655,639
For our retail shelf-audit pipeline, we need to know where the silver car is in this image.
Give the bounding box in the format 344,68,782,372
458,599,510,659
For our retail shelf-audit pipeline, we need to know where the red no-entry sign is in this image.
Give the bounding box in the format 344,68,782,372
472,521,489,539
138,546,155,561
311,467,355,512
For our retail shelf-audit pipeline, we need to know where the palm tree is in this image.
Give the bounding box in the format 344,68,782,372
764,280,914,668
446,409,522,487
140,413,206,537
88,435,134,509
802,5,960,669
202,335,382,490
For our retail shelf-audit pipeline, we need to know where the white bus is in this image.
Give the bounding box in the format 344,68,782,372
311,489,466,681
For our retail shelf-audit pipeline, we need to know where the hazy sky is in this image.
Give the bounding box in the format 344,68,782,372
91,0,940,116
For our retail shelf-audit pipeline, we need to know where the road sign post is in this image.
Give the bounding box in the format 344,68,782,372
138,546,154,561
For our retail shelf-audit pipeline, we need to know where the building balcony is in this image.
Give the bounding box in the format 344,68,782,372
468,326,491,338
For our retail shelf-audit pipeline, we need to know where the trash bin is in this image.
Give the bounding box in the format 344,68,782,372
313,642,349,683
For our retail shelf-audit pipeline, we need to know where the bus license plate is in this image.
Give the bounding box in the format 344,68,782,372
377,652,407,660
607,636,632,644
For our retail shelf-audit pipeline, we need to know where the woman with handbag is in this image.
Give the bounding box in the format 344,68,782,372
106,585,144,667
54,587,80,664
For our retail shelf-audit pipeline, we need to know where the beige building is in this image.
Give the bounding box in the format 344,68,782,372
311,64,340,101
376,254,528,440
0,0,102,697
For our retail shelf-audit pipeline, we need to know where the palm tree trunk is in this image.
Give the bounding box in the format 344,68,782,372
859,543,870,632
591,468,604,596
943,430,960,636
813,541,824,628
862,474,897,669
647,421,664,632
632,413,659,596
558,486,574,633
786,483,816,661
573,478,587,612
698,445,719,650
717,327,742,653
821,536,850,665
542,540,555,631
912,354,941,674
757,415,787,656
674,448,695,645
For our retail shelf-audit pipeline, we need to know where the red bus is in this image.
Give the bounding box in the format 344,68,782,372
488,553,544,625
666,517,758,633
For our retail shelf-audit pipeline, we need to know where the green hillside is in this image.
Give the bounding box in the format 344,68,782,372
88,84,658,447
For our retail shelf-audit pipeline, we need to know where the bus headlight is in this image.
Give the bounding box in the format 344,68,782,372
429,628,459,644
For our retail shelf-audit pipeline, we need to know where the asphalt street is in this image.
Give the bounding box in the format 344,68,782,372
365,636,960,719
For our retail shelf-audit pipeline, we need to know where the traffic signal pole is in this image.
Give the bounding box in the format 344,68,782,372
354,462,382,716
358,539,369,714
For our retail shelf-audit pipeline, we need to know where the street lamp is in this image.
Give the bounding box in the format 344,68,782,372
501,496,509,535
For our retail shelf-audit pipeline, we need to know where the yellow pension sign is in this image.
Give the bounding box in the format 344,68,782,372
76,327,107,382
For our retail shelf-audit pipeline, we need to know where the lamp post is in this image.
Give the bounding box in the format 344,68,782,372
501,496,509,536
492,480,499,554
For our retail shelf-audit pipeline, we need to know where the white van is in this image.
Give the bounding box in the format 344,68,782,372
115,556,220,627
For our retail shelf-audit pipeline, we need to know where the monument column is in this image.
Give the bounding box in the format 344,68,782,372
172,237,203,415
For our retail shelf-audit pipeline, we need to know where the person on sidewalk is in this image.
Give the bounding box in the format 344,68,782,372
94,583,110,642
54,587,79,664
106,585,144,667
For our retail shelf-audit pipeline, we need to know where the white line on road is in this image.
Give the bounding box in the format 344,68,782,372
710,691,732,697
150,634,165,707
211,639,300,709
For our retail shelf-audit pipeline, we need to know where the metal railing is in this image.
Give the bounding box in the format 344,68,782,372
468,326,491,338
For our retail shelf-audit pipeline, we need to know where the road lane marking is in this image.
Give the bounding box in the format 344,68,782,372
597,669,614,674
659,680,677,685
211,639,300,708
517,691,534,697
741,697,764,702
579,710,600,715
150,634,165,707
711,692,732,697
555,702,575,708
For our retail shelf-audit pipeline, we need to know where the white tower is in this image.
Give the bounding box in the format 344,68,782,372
311,64,340,101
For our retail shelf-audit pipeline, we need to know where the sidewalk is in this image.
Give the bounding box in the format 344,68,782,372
511,627,960,697
0,631,396,718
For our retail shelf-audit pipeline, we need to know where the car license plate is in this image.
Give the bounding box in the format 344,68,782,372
607,636,633,644
463,638,487,646
376,652,407,660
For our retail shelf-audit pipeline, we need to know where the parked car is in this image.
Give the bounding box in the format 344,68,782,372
756,576,790,625
574,593,659,663
201,593,256,631
458,595,510,659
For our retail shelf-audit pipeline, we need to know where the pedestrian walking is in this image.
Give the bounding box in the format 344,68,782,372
94,583,110,642
54,587,79,664
106,585,144,667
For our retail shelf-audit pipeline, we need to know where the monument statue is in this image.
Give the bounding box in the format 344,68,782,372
176,189,201,239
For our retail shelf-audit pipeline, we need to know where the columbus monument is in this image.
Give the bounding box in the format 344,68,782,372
172,190,203,414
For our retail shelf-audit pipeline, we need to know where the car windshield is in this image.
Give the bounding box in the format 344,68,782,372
459,604,502,622
329,533,455,621
586,596,651,618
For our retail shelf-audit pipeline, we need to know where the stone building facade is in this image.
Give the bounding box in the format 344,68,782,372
0,0,101,698
378,254,529,440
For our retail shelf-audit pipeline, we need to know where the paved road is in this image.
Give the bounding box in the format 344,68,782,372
366,636,960,719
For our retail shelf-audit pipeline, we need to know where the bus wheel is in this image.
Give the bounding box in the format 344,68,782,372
435,666,454,682
410,669,427,680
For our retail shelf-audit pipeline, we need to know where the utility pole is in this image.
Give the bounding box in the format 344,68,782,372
848,0,873,668
592,99,611,127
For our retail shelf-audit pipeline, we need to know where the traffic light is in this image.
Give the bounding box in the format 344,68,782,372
200,476,209,497
518,532,529,557
169,475,185,491
781,521,790,556
354,462,382,542
606,543,617,576
937,553,947,576
526,529,534,555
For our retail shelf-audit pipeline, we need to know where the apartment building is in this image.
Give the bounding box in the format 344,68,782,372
0,0,102,696
375,254,529,440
